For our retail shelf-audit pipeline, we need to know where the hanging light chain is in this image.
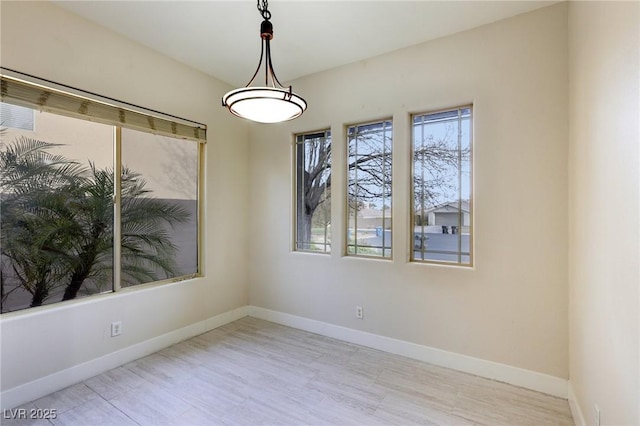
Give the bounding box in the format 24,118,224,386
257,0,271,21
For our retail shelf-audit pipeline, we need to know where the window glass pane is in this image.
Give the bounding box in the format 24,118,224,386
120,128,198,287
347,120,392,258
1,110,114,313
1,102,34,131
412,107,472,265
295,130,331,253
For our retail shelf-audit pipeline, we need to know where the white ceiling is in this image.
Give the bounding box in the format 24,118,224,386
53,1,557,88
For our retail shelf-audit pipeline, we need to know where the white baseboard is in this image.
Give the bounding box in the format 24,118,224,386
1,304,569,411
248,306,568,399
568,381,585,426
0,306,248,411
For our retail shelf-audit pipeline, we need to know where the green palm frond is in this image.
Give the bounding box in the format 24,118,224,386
1,137,87,192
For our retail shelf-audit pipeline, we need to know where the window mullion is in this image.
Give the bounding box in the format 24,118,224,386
113,127,122,292
420,117,426,260
353,131,359,254
197,141,205,275
457,110,463,263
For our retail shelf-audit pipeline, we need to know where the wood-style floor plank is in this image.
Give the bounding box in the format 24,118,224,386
4,317,574,425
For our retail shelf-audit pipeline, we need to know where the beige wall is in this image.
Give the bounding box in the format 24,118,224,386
2,111,115,170
568,2,640,425
248,4,569,378
0,0,249,393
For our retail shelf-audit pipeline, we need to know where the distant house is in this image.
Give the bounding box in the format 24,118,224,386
417,201,470,229
349,206,392,230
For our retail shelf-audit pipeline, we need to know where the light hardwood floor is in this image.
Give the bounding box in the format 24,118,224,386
4,317,574,425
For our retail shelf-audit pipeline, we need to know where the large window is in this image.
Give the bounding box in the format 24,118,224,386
412,106,472,265
0,73,204,313
347,120,392,258
294,130,331,253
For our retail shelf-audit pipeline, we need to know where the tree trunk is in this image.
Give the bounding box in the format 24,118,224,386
30,279,48,307
296,210,313,250
61,267,90,301
62,245,98,301
30,264,53,307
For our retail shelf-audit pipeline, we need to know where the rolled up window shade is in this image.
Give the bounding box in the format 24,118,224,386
1,71,206,143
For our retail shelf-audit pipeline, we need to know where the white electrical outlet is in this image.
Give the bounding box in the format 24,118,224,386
594,404,600,426
111,321,122,337
355,306,363,319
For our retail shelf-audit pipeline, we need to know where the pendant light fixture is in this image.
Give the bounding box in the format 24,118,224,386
222,0,307,124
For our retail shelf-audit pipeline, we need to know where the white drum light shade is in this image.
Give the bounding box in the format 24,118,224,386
222,87,306,124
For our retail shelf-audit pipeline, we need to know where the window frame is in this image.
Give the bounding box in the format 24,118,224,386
292,128,332,254
0,70,205,314
345,118,393,259
410,105,473,267
114,127,205,291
